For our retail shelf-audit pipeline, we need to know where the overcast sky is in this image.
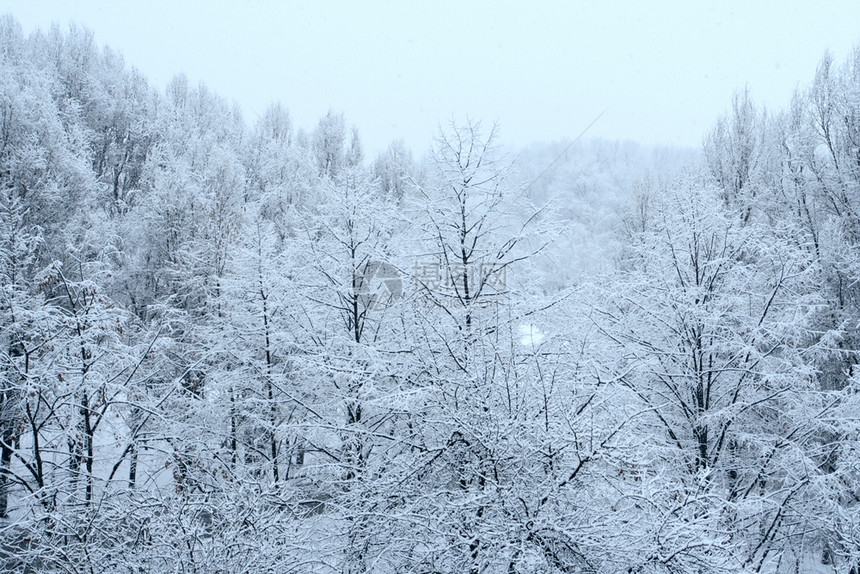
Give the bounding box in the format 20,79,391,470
4,1,860,156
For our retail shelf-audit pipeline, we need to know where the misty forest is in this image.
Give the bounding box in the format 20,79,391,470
1,15,860,574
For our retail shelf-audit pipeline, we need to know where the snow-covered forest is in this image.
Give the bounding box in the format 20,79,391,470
1,15,860,574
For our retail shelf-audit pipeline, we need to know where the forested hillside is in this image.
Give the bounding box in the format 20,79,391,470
1,16,859,574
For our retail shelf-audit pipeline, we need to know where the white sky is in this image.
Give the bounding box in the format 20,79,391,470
4,0,860,156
